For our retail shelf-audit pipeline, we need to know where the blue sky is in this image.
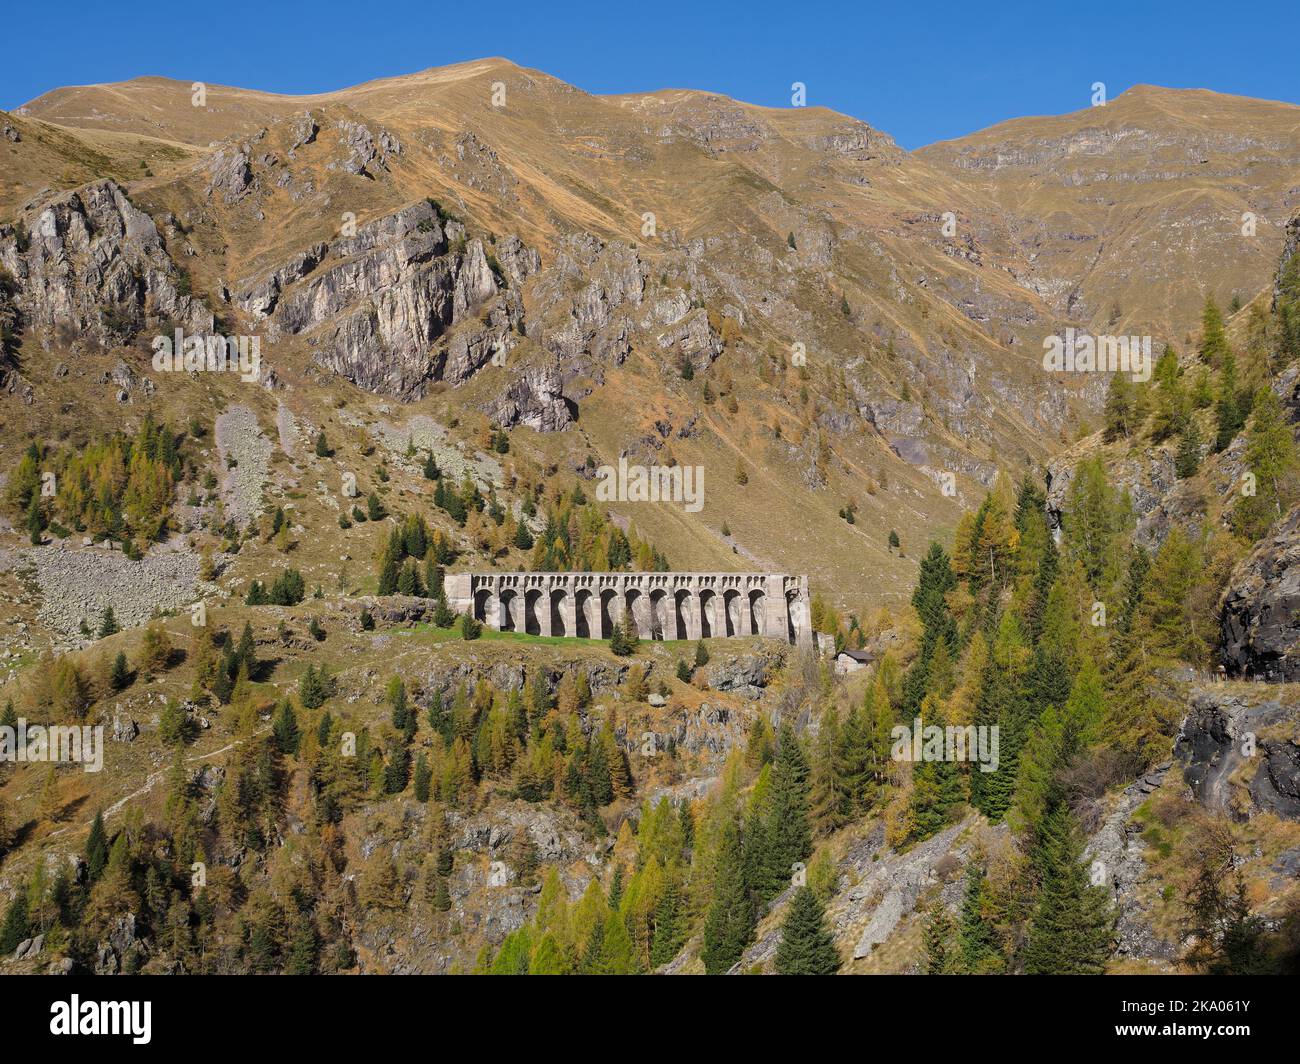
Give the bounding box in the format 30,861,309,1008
4,0,1297,149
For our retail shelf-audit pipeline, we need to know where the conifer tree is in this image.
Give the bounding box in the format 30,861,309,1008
85,809,109,881
1102,371,1135,441
649,878,686,969
766,724,812,884
1234,386,1298,539
923,900,956,974
809,706,850,835
1199,295,1230,366
774,886,840,975
0,894,29,955
1175,415,1203,478
701,820,754,974
272,698,300,755
957,866,1004,974
109,650,130,691
98,605,120,638
1023,797,1114,974
413,753,432,802
1214,350,1245,451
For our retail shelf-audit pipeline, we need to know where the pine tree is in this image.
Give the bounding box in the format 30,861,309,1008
766,723,812,885
1103,370,1135,441
284,917,319,975
649,879,686,968
109,650,130,691
608,615,634,656
1199,295,1230,366
923,900,955,974
272,698,300,755
0,894,29,954
1175,415,1202,478
432,588,456,628
1023,798,1115,974
809,706,850,835
774,886,840,975
433,874,452,912
701,820,754,974
98,605,120,638
1214,351,1245,452
957,866,1004,974
1234,386,1298,539
298,664,327,710
413,753,432,802
85,809,109,881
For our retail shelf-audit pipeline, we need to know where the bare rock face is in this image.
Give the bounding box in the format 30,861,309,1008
240,198,532,399
1175,690,1300,820
206,146,255,203
0,180,214,349
1084,765,1178,961
534,235,645,374
656,307,723,372
330,119,402,178
1046,437,1186,549
1220,505,1300,681
490,363,574,431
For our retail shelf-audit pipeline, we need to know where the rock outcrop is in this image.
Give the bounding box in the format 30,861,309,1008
0,180,214,349
240,199,534,399
1220,505,1300,681
1084,765,1179,962
1175,689,1300,819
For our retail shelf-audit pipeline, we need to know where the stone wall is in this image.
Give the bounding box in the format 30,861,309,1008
444,571,811,646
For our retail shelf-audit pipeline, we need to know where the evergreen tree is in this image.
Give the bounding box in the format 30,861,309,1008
413,753,432,802
1102,371,1135,441
285,917,319,975
299,664,328,710
272,699,300,755
0,894,29,955
85,809,109,881
433,875,452,912
809,706,850,835
1214,351,1245,451
774,886,840,975
109,650,130,691
1234,386,1298,539
957,866,1004,974
766,724,812,885
1022,797,1115,974
98,605,120,638
923,900,956,974
649,879,686,969
701,820,754,974
1199,295,1230,366
1175,416,1202,478
460,611,482,640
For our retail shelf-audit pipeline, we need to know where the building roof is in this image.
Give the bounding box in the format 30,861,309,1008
836,648,873,663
